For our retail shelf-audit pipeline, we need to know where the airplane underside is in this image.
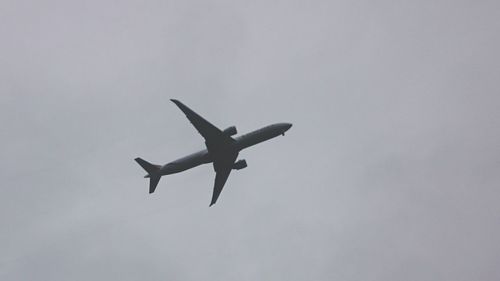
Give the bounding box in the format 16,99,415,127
135,99,291,206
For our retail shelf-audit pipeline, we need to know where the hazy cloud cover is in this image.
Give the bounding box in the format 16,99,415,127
1,0,499,280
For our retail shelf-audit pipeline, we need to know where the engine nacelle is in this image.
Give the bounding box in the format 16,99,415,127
233,159,247,170
223,126,237,136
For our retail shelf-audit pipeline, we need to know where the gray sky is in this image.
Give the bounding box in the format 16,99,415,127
1,0,499,280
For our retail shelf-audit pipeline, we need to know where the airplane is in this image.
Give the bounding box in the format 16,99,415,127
135,99,292,206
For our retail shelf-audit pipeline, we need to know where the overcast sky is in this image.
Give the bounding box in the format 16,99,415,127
1,0,499,280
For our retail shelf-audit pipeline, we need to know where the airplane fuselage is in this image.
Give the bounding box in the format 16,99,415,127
135,99,292,205
157,123,292,176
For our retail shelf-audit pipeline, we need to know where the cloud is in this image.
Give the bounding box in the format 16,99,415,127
1,0,499,280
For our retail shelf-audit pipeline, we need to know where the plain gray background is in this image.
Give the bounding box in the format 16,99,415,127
1,0,499,280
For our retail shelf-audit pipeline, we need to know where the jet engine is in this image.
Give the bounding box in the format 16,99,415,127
233,159,247,170
223,126,237,136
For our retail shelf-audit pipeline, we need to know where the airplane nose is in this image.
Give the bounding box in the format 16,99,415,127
283,123,292,131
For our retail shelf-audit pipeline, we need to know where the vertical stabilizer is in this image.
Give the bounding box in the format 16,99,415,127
134,158,162,193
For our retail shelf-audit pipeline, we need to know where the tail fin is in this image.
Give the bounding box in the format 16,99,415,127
134,158,162,193
148,175,161,194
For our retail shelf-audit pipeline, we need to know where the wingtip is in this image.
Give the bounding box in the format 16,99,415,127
170,99,179,104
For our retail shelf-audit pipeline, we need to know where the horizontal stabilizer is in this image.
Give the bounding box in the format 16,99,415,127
149,176,161,194
135,158,161,175
134,158,162,193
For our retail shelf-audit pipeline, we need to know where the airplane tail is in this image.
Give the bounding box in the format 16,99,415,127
134,158,162,193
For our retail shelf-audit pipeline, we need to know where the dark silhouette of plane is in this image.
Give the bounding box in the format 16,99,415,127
135,99,292,206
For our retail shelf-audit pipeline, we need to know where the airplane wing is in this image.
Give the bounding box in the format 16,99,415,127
210,165,233,206
171,99,238,206
170,99,234,151
209,153,238,206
